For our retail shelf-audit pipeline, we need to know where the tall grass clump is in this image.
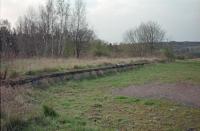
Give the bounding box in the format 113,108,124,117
43,105,58,118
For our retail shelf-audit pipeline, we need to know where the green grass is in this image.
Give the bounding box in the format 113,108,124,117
7,61,200,130
43,105,59,118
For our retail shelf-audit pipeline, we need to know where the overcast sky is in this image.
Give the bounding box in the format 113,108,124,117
1,0,200,43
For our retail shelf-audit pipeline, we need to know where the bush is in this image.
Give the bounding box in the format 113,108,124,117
161,48,175,62
73,65,84,70
93,49,110,57
43,105,58,118
9,71,20,78
176,55,186,60
90,42,111,57
0,86,34,131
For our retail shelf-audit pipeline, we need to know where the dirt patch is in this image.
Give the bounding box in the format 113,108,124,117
113,83,200,107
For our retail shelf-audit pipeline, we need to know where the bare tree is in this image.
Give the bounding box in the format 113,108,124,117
56,0,70,56
0,19,12,57
38,5,48,56
15,0,59,57
124,21,166,53
12,0,95,58
16,7,43,56
46,0,57,56
25,8,39,56
124,28,136,44
0,19,17,80
71,0,88,58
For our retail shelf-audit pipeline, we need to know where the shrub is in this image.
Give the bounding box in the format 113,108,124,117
161,48,175,62
73,65,84,70
9,71,20,78
43,105,58,118
90,42,111,57
1,86,34,130
176,55,186,60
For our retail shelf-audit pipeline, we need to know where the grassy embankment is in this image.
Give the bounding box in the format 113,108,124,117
1,57,158,78
1,60,200,130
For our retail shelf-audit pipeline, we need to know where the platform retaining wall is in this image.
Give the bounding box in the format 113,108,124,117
1,62,152,87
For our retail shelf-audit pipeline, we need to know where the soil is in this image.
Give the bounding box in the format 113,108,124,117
113,83,200,107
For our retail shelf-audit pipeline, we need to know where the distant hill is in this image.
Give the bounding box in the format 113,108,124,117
167,41,200,57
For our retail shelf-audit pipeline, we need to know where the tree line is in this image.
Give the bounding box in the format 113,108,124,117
0,0,167,59
1,0,95,58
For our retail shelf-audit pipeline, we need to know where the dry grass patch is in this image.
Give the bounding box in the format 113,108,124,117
1,57,159,78
0,86,37,130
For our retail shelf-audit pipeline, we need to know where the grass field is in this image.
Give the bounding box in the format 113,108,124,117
1,60,200,130
1,57,159,78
